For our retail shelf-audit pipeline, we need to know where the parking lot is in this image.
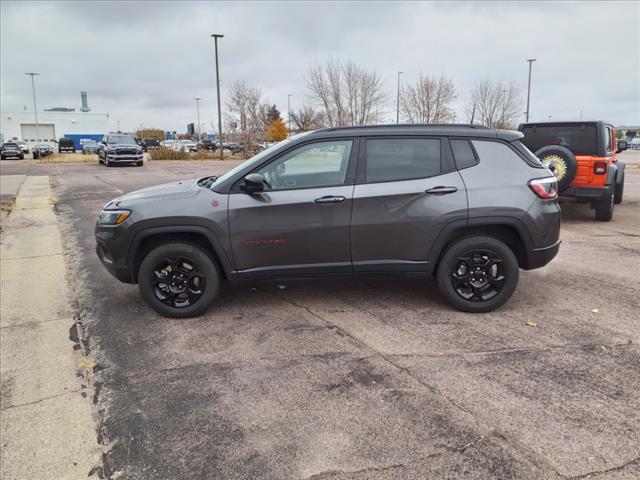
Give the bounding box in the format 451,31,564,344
1,151,639,479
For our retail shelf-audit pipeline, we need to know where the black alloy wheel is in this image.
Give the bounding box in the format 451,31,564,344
138,242,221,317
436,235,519,313
451,250,505,302
152,256,205,308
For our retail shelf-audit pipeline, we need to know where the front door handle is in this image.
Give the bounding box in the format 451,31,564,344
314,195,346,204
425,186,458,195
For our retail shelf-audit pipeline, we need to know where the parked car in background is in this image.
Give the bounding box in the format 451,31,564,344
1,142,24,160
519,121,626,221
177,140,198,152
58,138,76,153
630,138,640,150
98,133,144,167
198,139,217,151
143,138,160,151
82,140,98,154
17,141,29,154
95,124,561,318
32,143,54,159
160,140,176,150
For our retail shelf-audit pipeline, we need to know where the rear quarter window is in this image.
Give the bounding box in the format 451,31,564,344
450,139,478,169
471,140,535,170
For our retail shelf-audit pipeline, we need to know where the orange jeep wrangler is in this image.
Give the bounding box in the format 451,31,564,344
518,121,627,221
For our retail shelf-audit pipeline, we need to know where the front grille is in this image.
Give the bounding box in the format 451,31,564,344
115,148,138,155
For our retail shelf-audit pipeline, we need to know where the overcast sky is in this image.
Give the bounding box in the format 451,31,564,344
1,1,638,133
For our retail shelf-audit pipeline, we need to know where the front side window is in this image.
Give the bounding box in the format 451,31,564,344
365,138,441,183
257,140,352,190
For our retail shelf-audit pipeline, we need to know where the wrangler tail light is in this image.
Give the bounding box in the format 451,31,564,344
529,177,558,199
593,162,607,174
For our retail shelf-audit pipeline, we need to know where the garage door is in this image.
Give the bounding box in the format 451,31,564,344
21,124,56,146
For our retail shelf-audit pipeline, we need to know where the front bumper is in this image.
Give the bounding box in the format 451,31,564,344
96,244,136,283
107,154,144,163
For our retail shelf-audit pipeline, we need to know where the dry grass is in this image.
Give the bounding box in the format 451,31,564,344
149,149,237,161
37,153,97,164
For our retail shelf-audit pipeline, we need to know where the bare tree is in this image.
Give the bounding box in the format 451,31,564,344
306,59,386,127
400,74,457,123
225,80,261,134
291,105,325,131
466,79,522,128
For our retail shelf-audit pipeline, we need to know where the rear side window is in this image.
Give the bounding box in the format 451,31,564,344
450,139,478,169
365,138,441,183
471,140,530,168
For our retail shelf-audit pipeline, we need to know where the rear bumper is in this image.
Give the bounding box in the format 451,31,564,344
560,184,611,200
524,240,560,270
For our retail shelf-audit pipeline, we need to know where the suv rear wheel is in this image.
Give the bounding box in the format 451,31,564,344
436,236,519,313
594,190,614,221
138,242,221,318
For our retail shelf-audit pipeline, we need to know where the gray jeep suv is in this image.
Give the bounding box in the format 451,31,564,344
95,125,561,317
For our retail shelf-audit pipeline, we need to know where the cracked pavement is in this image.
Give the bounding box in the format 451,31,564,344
1,151,638,479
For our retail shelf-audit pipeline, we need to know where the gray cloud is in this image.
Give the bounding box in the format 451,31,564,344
2,0,638,133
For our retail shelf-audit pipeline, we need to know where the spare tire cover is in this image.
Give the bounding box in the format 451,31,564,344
534,145,577,191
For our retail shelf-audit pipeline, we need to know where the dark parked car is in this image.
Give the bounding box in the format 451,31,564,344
58,138,76,153
1,142,24,160
198,139,217,151
143,138,160,151
32,143,54,159
95,124,560,318
97,134,144,167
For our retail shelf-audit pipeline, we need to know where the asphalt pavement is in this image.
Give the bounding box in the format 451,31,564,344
0,152,638,479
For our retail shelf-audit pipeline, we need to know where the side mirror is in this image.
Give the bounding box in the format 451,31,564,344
242,173,266,193
616,140,627,153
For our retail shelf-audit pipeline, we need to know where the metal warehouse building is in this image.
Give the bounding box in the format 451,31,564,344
0,110,110,150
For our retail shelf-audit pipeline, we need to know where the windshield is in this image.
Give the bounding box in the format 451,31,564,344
107,136,137,145
211,132,313,187
521,125,598,156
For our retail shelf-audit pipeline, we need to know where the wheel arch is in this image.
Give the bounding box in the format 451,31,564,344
428,218,533,271
128,226,233,282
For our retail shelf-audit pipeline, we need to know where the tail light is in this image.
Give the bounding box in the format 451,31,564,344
529,177,558,199
593,162,607,174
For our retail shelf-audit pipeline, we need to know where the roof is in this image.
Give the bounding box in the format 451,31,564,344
519,121,609,129
306,124,523,141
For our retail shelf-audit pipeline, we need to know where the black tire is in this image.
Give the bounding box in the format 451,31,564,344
594,190,614,221
614,170,624,204
19,155,24,160
138,242,221,318
436,235,519,313
136,161,143,167
105,159,112,167
0,155,4,160
535,145,577,191
33,151,39,159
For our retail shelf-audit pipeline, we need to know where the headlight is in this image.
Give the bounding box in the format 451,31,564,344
98,209,131,225
107,149,116,155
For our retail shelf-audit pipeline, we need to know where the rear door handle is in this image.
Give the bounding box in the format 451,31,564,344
314,195,346,204
425,186,458,195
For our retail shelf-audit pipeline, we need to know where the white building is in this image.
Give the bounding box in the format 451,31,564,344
0,110,110,149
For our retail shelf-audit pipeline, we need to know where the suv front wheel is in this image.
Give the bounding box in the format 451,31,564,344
138,242,221,317
436,236,519,313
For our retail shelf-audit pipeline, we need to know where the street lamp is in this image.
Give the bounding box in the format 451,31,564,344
193,97,202,139
211,34,224,160
525,58,536,122
24,73,40,143
287,94,292,137
396,71,403,124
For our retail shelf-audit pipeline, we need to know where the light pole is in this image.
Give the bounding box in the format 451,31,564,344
525,58,536,122
396,71,403,124
24,73,40,143
211,34,224,160
193,97,202,139
287,94,292,137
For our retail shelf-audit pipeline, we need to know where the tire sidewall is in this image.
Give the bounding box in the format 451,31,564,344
535,145,577,191
436,236,519,313
614,171,624,204
138,242,221,318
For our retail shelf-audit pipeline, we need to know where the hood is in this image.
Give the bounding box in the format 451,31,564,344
107,143,141,149
108,179,201,207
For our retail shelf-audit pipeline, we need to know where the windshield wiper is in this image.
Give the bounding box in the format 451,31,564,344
197,175,218,188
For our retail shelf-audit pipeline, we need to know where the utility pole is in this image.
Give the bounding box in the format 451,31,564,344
287,94,292,137
396,71,403,124
211,34,224,160
193,97,202,139
525,58,536,122
24,73,40,143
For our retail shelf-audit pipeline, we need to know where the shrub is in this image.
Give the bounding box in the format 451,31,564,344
149,149,189,160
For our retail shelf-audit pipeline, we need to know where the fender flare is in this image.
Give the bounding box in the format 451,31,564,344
615,161,625,185
127,225,234,277
606,163,618,187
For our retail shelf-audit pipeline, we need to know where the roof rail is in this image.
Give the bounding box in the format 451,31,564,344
321,123,489,132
